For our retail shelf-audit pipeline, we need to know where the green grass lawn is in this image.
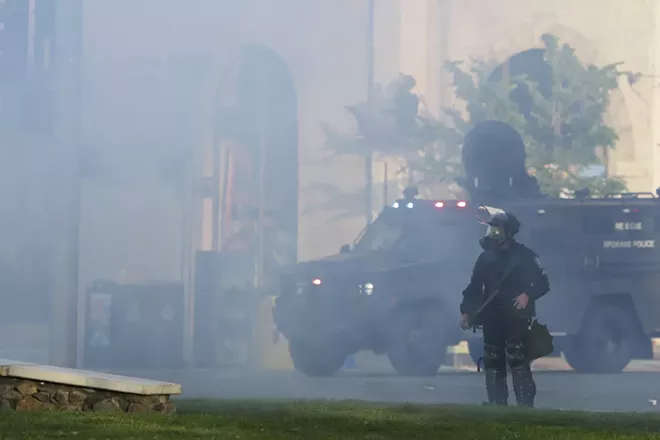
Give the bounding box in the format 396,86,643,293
1,400,660,439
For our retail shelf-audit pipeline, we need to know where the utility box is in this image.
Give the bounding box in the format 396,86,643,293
193,251,258,368
83,280,185,370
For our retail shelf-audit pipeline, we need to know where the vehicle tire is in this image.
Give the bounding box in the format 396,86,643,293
563,305,640,374
562,338,591,373
387,306,447,377
467,337,483,367
288,340,347,377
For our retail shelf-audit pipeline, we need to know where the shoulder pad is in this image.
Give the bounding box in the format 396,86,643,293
534,255,544,267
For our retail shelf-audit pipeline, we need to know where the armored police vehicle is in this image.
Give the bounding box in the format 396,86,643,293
274,191,481,376
274,120,660,376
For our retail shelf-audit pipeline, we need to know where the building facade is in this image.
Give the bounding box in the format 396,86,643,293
398,0,659,195
78,0,660,293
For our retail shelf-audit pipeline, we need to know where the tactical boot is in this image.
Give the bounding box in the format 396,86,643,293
511,365,536,407
484,368,508,405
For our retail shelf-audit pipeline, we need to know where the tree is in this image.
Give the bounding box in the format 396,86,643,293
419,33,631,197
308,75,458,222
314,32,631,224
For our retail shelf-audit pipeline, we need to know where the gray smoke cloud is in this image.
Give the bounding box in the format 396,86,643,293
0,0,652,414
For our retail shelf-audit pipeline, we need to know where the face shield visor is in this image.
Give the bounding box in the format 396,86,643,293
476,205,508,225
485,224,506,242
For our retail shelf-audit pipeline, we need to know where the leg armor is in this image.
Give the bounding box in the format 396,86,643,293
505,339,536,407
483,342,508,405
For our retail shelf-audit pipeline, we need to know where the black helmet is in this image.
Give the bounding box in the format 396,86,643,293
488,212,520,237
477,205,520,236
477,206,520,250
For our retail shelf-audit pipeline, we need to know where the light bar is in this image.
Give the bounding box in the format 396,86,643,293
457,201,467,208
434,201,444,208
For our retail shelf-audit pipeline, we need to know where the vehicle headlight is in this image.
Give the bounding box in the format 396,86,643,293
295,278,321,294
360,282,374,296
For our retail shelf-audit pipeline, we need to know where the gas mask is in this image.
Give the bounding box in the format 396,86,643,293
479,224,508,250
476,206,511,251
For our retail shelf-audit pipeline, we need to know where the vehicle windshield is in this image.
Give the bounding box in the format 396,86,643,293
351,207,480,257
416,221,481,259
352,211,404,252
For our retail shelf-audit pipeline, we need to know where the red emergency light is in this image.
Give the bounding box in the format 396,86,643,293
434,201,467,208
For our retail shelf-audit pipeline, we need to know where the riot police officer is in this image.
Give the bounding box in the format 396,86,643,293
459,206,550,407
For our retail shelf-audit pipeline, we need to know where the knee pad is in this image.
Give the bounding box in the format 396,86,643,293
505,340,528,368
483,343,505,369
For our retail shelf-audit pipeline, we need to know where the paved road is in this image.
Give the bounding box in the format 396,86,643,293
119,364,660,413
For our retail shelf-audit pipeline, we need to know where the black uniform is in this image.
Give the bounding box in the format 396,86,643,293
460,239,550,407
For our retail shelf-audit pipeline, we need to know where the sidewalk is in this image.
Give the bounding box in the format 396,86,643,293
350,343,660,373
533,357,660,372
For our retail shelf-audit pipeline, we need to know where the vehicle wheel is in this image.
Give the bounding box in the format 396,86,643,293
387,307,447,377
467,337,483,367
288,340,347,377
562,338,591,372
564,306,640,374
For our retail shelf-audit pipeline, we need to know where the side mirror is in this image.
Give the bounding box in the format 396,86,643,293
340,244,351,254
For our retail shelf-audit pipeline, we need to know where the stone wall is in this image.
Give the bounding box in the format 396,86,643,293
0,377,175,413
